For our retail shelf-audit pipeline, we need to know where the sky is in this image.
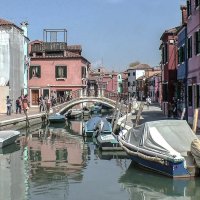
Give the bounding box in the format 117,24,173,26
1,0,186,72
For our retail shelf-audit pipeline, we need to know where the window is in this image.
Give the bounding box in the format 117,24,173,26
162,43,168,64
162,83,168,102
128,73,130,76
55,65,67,79
178,46,185,64
196,85,200,108
187,37,192,58
195,0,200,8
81,66,86,78
128,82,130,87
188,85,193,107
133,72,136,76
29,65,41,79
195,30,200,55
187,0,192,17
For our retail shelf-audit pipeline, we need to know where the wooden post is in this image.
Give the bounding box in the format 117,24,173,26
24,109,30,128
192,108,199,133
180,108,186,120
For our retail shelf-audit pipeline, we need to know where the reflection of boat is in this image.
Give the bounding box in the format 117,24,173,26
95,149,127,160
0,143,20,154
0,130,20,148
118,120,200,178
119,162,200,199
65,109,83,119
48,113,66,123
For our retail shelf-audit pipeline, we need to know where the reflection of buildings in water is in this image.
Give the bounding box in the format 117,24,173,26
65,119,83,135
118,163,200,200
0,145,25,200
27,128,86,181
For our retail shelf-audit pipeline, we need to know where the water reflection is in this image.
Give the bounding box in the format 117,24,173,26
119,162,200,200
0,143,24,200
22,125,87,199
2,117,200,200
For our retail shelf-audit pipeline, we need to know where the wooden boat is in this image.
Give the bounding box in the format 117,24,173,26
82,107,90,116
83,116,102,137
118,120,200,178
48,113,66,123
93,118,122,151
65,109,83,119
90,105,102,114
0,130,20,148
95,133,123,151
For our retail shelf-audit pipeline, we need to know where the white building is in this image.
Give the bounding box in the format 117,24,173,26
0,18,28,113
127,64,151,98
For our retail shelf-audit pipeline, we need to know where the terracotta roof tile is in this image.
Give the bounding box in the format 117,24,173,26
0,18,13,26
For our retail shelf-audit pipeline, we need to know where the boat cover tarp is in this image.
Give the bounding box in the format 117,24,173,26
87,117,112,132
124,120,198,157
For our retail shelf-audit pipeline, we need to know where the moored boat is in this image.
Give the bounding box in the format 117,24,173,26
48,113,66,123
83,116,102,137
93,118,122,151
118,120,200,178
65,109,83,119
0,130,20,148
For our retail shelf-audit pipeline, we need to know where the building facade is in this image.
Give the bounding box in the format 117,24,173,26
187,0,200,124
0,18,27,113
28,29,90,106
160,26,180,116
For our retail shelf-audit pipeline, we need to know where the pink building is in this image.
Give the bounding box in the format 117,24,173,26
187,0,200,125
28,29,90,106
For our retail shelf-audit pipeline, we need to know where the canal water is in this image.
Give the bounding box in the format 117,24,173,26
1,118,200,200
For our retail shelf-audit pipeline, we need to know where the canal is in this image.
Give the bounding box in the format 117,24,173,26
1,118,200,200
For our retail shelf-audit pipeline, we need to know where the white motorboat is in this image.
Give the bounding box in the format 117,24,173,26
0,130,20,148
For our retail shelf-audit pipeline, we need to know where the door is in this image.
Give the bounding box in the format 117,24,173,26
31,89,39,106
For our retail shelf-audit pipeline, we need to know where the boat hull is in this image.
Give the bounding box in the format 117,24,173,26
0,131,20,148
96,134,123,151
128,152,191,178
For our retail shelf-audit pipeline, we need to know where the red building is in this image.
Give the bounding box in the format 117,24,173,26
28,29,90,106
160,27,180,116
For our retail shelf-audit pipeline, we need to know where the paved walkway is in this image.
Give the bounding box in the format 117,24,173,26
0,107,43,122
117,102,167,130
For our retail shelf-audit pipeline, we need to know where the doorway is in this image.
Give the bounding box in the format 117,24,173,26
31,89,39,106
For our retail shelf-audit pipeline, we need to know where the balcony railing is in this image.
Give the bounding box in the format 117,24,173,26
31,42,67,52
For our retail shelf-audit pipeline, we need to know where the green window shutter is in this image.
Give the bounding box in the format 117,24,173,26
38,66,41,78
55,66,58,78
195,32,198,55
64,66,67,78
29,66,33,79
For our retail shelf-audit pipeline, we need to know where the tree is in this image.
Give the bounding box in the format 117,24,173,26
129,61,140,68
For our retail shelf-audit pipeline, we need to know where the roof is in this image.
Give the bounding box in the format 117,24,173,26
129,63,151,70
0,18,23,32
160,26,181,40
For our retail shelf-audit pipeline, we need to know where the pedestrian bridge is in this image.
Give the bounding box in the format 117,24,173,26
52,88,127,114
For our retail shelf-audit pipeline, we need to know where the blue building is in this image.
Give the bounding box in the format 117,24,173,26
177,5,187,118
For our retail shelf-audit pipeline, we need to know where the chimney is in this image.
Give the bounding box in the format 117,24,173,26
180,5,187,25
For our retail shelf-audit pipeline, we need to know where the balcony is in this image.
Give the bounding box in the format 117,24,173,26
31,42,67,53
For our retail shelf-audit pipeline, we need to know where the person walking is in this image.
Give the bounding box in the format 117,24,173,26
146,96,151,109
22,94,29,113
16,97,22,114
39,95,44,112
6,96,12,115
